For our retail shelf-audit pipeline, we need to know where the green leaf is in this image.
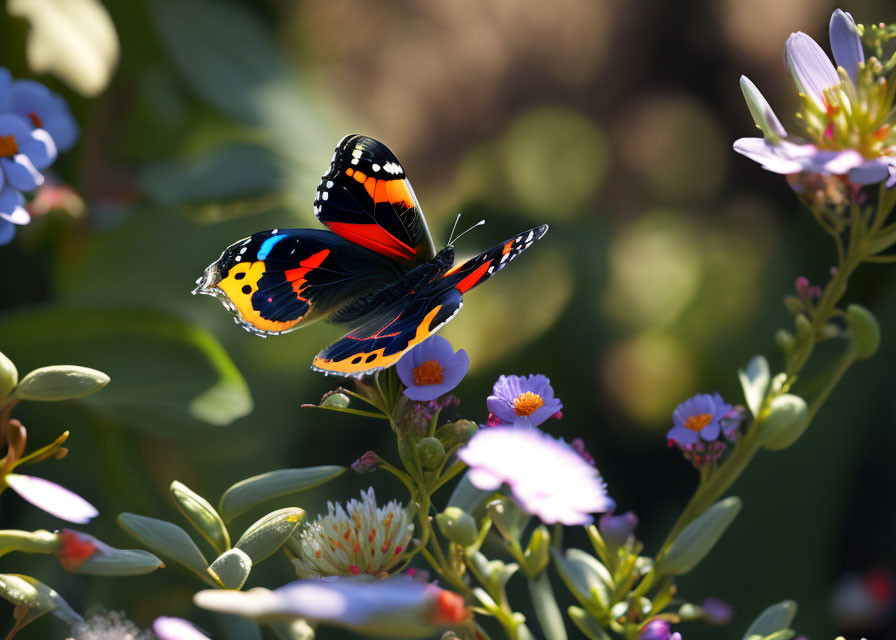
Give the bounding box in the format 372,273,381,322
235,508,304,564
656,497,741,576
742,600,798,640
567,606,611,640
529,572,568,640
0,350,17,401
117,513,212,584
171,481,231,555
73,549,164,576
12,365,109,402
550,549,611,613
219,466,345,522
0,573,81,625
208,548,252,589
847,303,881,359
0,308,251,430
738,355,770,418
140,143,285,206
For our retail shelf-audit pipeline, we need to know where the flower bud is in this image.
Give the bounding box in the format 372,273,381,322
655,497,741,576
847,304,880,359
638,618,672,640
56,529,163,575
739,75,786,141
784,295,804,315
351,451,381,474
417,437,446,471
437,419,478,449
759,394,809,451
435,507,478,547
775,329,796,354
599,511,638,550
0,351,17,401
320,391,350,408
794,314,813,342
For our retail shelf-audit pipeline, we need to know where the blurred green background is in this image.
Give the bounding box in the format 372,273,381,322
1,0,894,638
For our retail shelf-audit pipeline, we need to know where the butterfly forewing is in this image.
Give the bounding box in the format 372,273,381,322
314,134,436,265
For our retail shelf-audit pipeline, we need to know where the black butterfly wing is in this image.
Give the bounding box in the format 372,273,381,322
311,225,549,376
193,228,403,337
314,134,436,265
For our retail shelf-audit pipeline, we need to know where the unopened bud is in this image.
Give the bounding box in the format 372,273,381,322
599,511,638,549
847,304,880,359
524,525,550,575
320,391,350,408
351,451,381,474
784,295,804,315
775,329,796,354
759,394,809,451
0,351,16,401
437,420,478,449
435,507,478,547
416,437,446,471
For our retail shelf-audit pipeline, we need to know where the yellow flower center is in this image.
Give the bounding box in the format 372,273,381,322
412,360,444,386
684,413,713,432
0,135,18,158
513,391,545,416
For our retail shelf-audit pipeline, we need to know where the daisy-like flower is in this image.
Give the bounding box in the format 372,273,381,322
734,10,896,188
292,487,413,579
666,393,732,447
4,473,98,523
396,335,469,401
457,426,614,525
0,112,56,244
67,610,153,640
3,73,79,152
487,374,562,428
194,574,467,638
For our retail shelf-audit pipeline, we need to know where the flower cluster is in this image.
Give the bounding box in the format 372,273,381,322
734,10,896,192
0,68,77,244
666,393,742,467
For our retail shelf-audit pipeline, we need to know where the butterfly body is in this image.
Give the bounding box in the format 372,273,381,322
195,134,548,377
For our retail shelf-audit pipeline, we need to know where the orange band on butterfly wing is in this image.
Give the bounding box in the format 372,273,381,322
284,249,331,296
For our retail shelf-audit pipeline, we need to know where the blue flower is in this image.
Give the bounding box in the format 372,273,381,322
396,335,469,401
666,393,732,446
0,113,56,245
487,374,562,427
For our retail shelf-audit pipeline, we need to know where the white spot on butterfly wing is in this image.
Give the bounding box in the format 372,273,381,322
371,163,380,172
322,192,328,200
383,162,402,174
351,158,359,165
326,180,334,188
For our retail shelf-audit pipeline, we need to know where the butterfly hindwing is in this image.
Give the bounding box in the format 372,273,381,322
311,225,549,376
193,229,403,336
314,134,436,265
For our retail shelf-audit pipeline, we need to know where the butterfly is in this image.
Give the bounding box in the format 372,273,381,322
193,134,548,377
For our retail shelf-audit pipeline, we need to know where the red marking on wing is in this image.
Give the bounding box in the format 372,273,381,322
502,240,514,255
455,261,491,293
326,221,416,261
284,249,331,297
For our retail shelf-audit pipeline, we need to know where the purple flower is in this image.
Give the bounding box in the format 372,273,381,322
487,374,562,428
9,80,79,152
599,511,638,548
701,597,734,625
153,617,210,640
667,393,732,447
458,426,613,525
638,619,673,640
0,113,56,245
194,575,467,636
4,473,98,523
734,11,896,189
396,335,469,401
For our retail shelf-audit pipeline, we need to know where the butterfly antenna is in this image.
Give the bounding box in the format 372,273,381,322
448,219,485,247
447,213,462,246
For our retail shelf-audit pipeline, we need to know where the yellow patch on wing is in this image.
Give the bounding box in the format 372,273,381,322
217,261,303,333
313,306,442,375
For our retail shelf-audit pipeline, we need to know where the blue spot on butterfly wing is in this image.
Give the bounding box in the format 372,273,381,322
257,234,286,260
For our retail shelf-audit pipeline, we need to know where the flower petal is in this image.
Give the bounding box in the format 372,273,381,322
2,155,42,192
18,128,56,170
733,137,807,174
785,32,840,109
829,9,864,84
849,157,894,185
153,617,211,640
6,474,98,523
739,76,787,139
0,219,16,245
0,187,29,224
486,395,517,423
